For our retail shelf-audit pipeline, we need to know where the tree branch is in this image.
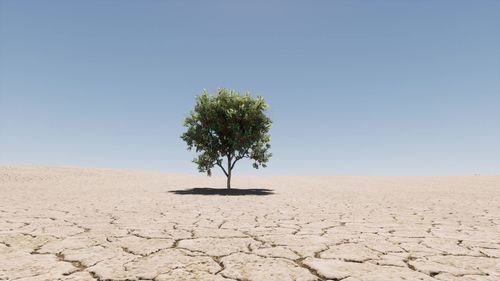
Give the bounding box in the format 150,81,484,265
216,162,229,177
231,148,249,170
230,158,240,170
239,149,249,159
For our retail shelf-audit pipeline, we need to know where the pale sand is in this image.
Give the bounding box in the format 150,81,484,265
0,166,499,281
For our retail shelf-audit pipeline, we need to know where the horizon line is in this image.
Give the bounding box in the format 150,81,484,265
1,163,497,178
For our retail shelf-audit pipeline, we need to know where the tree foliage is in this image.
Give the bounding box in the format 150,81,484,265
181,88,272,188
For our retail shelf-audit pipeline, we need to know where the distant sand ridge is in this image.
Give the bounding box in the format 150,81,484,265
0,166,499,280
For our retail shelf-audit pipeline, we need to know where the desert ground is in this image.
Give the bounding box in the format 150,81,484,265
0,166,499,281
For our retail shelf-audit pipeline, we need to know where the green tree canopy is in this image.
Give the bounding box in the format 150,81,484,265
181,88,272,189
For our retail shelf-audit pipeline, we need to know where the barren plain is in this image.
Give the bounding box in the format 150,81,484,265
0,166,499,280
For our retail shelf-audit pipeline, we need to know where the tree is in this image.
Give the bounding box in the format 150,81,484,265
181,88,272,189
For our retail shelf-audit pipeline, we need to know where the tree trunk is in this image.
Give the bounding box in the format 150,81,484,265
227,155,232,189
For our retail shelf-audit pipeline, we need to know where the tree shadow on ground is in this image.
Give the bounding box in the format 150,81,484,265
168,187,274,196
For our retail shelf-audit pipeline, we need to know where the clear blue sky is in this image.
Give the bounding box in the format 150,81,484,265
1,1,499,176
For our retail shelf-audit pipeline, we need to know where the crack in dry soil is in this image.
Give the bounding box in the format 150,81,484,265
1,167,499,280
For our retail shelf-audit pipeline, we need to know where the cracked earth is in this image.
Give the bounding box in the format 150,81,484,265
0,166,499,281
